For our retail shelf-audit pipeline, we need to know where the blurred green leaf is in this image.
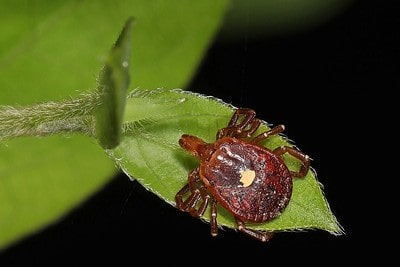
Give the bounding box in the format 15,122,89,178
0,135,113,249
220,0,354,40
0,0,228,249
111,89,343,235
95,17,133,149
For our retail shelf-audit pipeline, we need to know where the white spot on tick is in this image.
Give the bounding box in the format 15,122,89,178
239,169,256,187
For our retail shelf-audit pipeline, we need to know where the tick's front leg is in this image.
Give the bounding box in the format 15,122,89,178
175,167,211,218
175,168,201,211
217,108,260,139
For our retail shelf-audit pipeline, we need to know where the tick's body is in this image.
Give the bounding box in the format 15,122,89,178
176,108,310,241
200,137,292,223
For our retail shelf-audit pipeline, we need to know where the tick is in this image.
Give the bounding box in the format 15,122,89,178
175,108,310,241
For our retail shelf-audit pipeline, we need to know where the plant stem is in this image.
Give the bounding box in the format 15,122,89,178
0,92,101,140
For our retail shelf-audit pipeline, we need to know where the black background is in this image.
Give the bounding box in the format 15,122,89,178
0,1,397,265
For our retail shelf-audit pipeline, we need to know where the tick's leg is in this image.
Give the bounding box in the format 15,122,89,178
175,183,189,210
175,168,201,211
235,218,274,242
210,198,218,237
227,108,256,127
273,146,311,178
175,184,201,211
175,167,211,218
217,108,261,139
252,124,285,144
189,184,210,218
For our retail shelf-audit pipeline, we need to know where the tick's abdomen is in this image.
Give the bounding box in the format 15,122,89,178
200,137,292,223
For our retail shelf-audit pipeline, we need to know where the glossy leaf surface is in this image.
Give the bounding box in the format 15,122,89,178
111,89,343,234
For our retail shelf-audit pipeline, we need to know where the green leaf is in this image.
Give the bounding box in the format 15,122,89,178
0,135,113,248
94,18,133,149
110,89,343,235
0,0,228,249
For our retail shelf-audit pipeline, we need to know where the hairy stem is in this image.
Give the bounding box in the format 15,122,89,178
0,92,101,139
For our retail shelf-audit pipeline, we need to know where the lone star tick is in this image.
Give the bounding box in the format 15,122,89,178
175,108,310,242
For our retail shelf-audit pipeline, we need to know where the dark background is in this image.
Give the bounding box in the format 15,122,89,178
0,1,396,265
